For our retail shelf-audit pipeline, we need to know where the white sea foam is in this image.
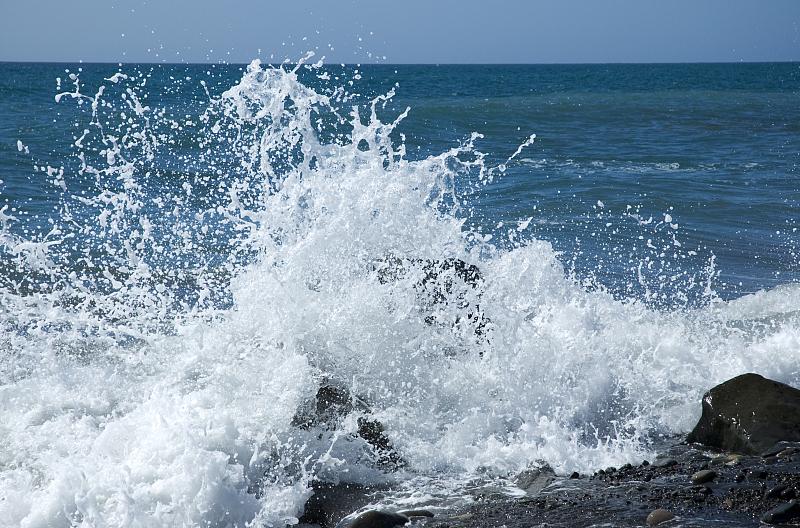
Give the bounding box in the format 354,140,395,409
0,59,798,527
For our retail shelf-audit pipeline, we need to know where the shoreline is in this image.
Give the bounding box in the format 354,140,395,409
318,374,800,528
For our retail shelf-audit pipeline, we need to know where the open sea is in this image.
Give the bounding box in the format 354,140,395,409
0,60,799,526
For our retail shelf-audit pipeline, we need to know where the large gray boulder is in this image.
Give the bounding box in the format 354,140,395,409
686,373,800,455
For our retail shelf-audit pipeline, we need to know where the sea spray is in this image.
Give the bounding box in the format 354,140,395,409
1,58,799,527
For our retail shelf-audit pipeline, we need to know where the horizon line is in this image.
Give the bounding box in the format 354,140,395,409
1,59,798,67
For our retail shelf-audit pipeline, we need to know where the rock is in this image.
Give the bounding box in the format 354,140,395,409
652,458,677,468
374,256,489,340
761,441,800,458
356,417,406,470
690,469,716,484
569,471,580,479
514,465,556,495
348,511,409,528
292,382,405,471
301,483,384,527
766,484,789,499
761,501,800,525
686,373,800,454
724,454,742,466
397,510,434,519
646,508,675,525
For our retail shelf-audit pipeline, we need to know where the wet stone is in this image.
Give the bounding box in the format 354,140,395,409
761,501,800,525
349,510,409,528
766,484,788,499
646,508,675,526
690,469,717,485
653,458,678,468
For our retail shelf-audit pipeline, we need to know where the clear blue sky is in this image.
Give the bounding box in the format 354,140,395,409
1,0,799,64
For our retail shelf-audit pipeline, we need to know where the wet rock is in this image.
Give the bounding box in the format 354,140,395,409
374,256,489,340
293,382,406,471
690,469,716,484
766,484,788,499
686,373,800,454
348,510,409,528
293,382,368,429
646,508,675,525
761,441,800,458
357,417,406,470
514,465,556,495
652,458,677,468
761,500,800,525
301,483,383,527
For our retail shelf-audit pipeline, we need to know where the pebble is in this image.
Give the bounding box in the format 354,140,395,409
349,510,409,528
646,508,675,526
690,470,717,485
724,454,742,466
761,501,800,525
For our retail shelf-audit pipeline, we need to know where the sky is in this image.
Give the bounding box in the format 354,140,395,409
1,0,799,64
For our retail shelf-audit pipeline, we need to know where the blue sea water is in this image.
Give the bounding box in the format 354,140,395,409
2,62,798,302
0,61,799,526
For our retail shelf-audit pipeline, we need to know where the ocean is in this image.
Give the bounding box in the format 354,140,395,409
0,60,798,526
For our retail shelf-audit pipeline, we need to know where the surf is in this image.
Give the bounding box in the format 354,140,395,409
1,57,799,527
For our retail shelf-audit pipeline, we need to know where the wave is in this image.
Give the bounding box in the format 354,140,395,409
0,58,798,527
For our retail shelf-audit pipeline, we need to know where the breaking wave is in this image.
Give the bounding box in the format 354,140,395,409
1,57,799,527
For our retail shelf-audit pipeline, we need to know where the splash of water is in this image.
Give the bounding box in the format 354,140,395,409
1,57,799,527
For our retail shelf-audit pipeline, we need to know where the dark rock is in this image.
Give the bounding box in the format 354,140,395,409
690,469,716,485
686,373,800,454
292,382,406,471
646,508,675,525
761,500,800,525
569,471,580,479
348,510,409,528
761,441,800,458
292,382,368,429
515,465,556,495
374,256,490,340
766,484,789,499
357,417,406,470
300,483,383,527
652,458,677,468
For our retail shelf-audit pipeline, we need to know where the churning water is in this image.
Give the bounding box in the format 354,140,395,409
0,58,799,526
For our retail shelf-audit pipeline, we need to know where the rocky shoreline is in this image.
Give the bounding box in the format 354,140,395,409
301,374,800,528
422,441,800,527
